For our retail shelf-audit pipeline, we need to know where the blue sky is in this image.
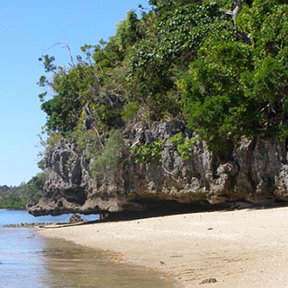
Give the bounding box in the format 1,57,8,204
0,0,149,186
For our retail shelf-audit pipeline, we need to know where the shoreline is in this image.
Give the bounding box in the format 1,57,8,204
39,206,288,287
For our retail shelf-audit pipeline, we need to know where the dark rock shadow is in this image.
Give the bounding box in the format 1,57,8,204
98,199,288,223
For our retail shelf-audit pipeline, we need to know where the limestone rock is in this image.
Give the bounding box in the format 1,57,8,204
28,119,288,216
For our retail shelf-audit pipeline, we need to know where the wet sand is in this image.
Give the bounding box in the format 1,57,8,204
39,206,288,287
42,238,174,288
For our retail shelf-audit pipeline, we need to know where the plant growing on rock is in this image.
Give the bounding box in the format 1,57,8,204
168,132,197,160
37,0,288,164
131,140,164,164
90,129,127,179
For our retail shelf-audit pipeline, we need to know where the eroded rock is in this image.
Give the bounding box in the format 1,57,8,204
28,120,288,216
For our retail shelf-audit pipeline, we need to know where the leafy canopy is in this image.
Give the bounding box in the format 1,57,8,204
38,0,288,157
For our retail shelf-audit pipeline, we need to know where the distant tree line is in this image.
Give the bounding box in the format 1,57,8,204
0,174,45,209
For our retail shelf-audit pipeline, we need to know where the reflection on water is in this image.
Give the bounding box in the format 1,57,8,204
0,228,47,288
0,210,174,288
41,238,174,288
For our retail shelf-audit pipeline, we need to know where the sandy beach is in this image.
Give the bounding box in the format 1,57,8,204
39,206,288,287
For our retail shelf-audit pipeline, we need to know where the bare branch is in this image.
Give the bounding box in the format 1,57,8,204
224,0,243,27
43,42,76,68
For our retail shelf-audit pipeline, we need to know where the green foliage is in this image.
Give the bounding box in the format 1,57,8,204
179,39,257,149
114,11,143,51
46,132,63,148
37,0,288,161
38,55,57,73
121,102,140,121
39,62,98,134
0,174,45,209
168,132,197,160
131,140,163,164
178,1,288,150
90,129,126,179
25,173,46,203
126,0,230,119
41,94,80,134
74,118,102,160
76,130,101,160
39,51,125,135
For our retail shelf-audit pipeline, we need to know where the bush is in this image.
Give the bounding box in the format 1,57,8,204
168,132,196,160
121,102,140,121
131,140,163,164
90,129,126,179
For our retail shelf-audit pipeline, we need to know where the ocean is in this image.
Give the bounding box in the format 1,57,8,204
0,209,173,287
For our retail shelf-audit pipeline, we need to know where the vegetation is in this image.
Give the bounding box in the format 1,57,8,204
37,0,287,167
131,140,164,164
0,174,45,209
168,132,197,160
90,129,127,179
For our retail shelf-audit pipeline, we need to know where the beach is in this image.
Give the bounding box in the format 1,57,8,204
39,206,288,287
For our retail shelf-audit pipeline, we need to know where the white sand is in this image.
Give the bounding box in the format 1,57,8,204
39,206,288,287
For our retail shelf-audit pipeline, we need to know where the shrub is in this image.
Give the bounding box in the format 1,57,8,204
90,129,126,179
168,132,196,160
121,102,140,121
131,140,163,164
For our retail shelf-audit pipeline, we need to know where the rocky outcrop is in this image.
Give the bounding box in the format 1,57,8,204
28,119,288,216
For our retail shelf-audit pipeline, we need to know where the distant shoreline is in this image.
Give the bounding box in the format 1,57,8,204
38,206,288,287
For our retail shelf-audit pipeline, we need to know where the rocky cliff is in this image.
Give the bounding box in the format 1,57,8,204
28,119,288,216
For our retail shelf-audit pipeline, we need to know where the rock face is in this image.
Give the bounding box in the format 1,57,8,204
28,119,288,216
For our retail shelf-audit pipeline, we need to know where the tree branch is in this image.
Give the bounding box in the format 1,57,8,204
224,0,243,27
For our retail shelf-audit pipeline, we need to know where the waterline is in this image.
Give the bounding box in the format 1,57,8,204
0,210,174,288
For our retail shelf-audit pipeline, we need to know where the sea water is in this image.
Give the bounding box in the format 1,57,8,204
0,209,174,288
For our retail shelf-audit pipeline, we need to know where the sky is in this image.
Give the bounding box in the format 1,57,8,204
0,0,149,186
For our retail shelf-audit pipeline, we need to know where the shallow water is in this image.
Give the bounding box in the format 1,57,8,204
0,210,174,287
42,239,173,288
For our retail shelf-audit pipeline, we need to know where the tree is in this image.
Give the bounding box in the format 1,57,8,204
0,174,45,209
37,0,287,161
178,0,288,152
